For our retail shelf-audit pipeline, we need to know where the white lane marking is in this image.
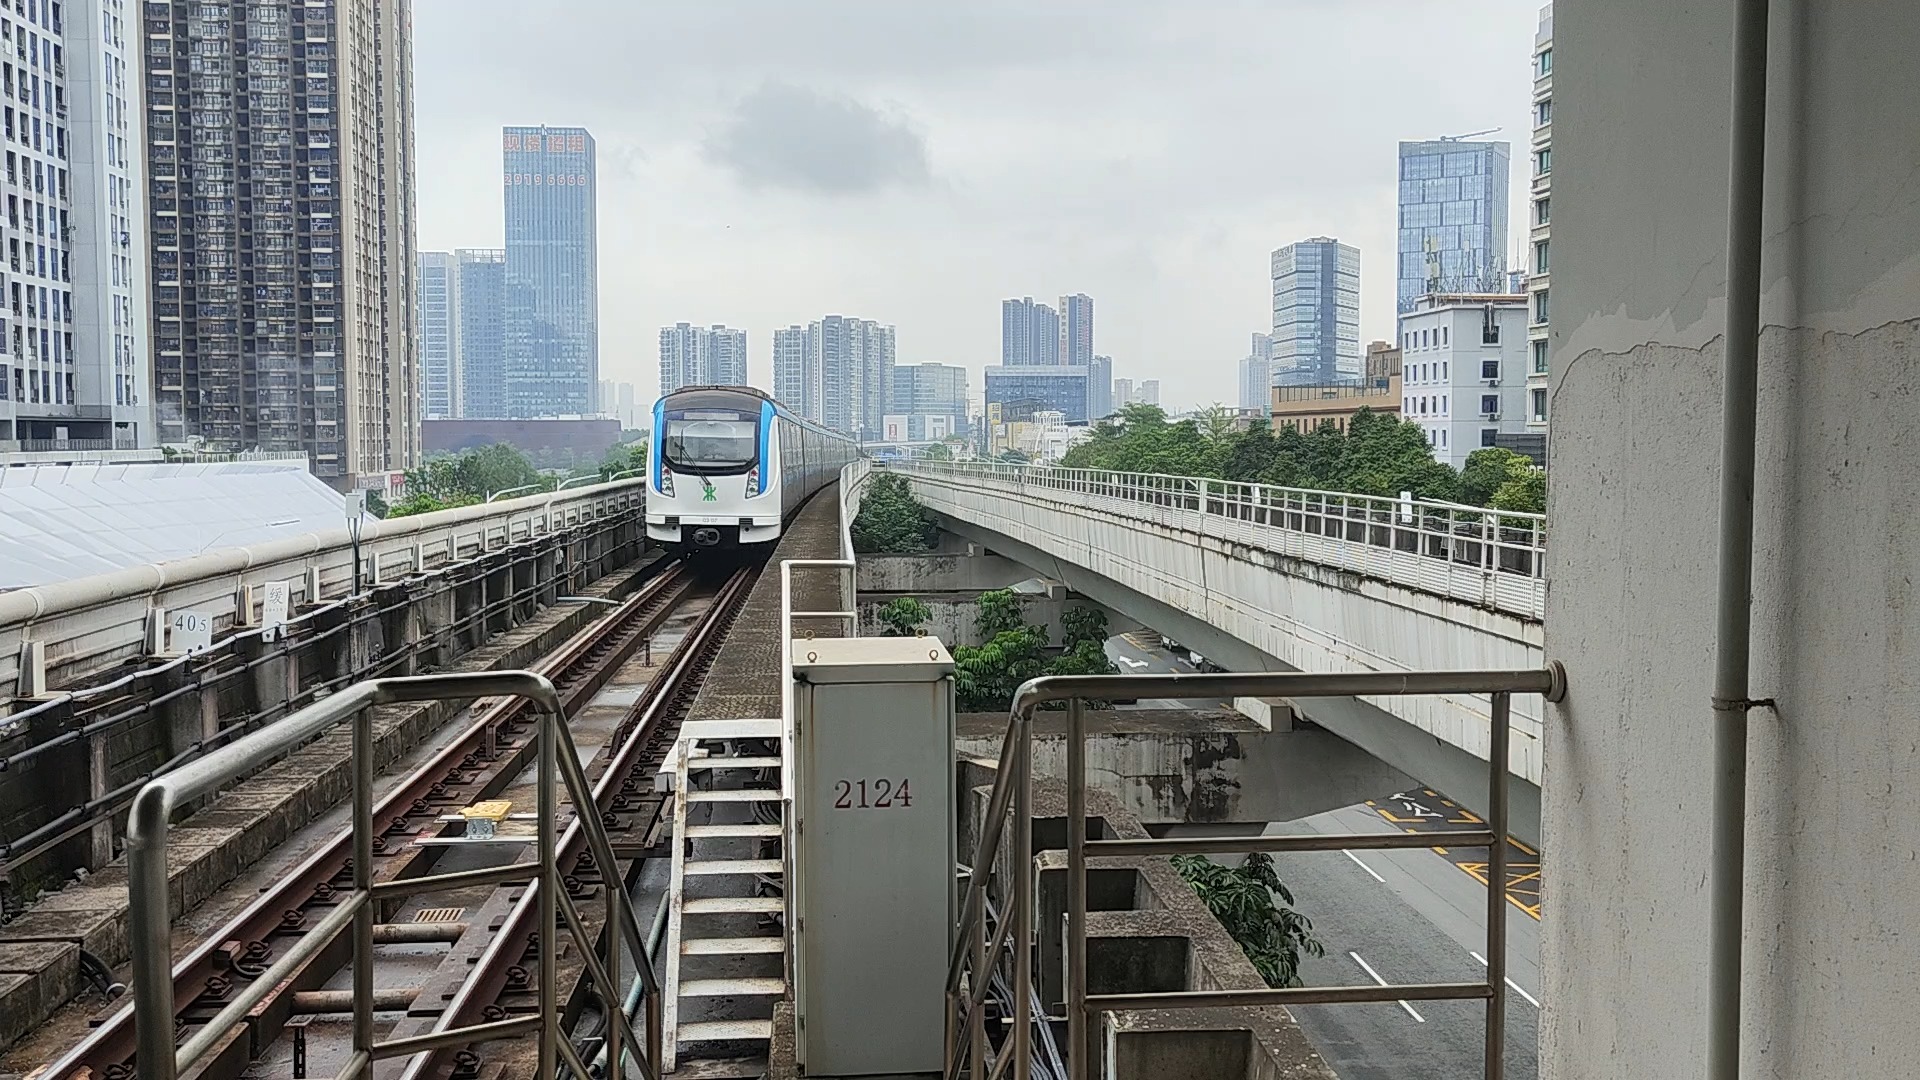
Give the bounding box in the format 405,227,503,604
1343,849,1387,883
1117,657,1150,670
1470,951,1543,1009
1349,951,1425,1023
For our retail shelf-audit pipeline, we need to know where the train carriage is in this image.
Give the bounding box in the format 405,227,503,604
647,385,863,551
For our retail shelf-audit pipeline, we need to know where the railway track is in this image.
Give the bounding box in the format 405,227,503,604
40,555,759,1080
396,560,759,1080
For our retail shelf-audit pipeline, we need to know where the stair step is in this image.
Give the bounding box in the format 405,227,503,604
686,756,782,771
679,718,783,742
681,936,784,956
683,896,784,915
686,788,781,803
679,977,785,998
686,822,782,839
685,859,784,876
676,1019,774,1044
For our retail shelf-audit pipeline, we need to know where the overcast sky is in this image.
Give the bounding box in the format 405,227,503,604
414,1,1546,412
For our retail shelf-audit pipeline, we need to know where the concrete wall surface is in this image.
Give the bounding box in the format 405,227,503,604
855,551,1034,593
1545,2,1920,1076
858,593,1070,649
957,710,1412,826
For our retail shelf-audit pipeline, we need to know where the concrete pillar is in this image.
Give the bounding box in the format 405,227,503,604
1547,4,1920,1076
86,729,112,868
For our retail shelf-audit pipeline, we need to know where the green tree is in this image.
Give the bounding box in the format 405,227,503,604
1059,606,1110,649
1457,448,1536,507
974,589,1028,639
876,597,932,637
919,442,955,461
404,443,547,507
851,473,936,553
599,438,648,480
1491,470,1547,515
952,625,1051,712
1173,852,1324,988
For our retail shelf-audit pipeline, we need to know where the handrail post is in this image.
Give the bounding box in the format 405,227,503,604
1484,691,1512,1080
1012,716,1033,1080
537,701,559,1080
1066,697,1087,1080
351,706,376,1070
971,902,988,1073
128,783,176,1080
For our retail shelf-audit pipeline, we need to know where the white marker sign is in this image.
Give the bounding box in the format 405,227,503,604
261,582,291,641
170,610,214,655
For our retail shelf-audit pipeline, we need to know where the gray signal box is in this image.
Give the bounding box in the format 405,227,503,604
791,636,956,1077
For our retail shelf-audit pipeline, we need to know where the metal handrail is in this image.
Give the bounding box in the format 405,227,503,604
945,665,1567,1080
894,458,1547,619
118,672,662,1080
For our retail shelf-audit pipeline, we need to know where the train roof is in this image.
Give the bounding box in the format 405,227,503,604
659,384,774,404
654,384,860,444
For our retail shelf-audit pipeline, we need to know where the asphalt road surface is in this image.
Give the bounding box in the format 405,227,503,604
1104,632,1232,708
1267,804,1542,1080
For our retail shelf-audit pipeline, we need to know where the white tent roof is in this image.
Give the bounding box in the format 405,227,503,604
0,461,350,590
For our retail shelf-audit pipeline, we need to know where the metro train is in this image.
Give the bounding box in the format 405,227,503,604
646,385,863,551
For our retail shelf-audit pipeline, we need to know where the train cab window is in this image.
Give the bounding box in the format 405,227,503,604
664,411,758,472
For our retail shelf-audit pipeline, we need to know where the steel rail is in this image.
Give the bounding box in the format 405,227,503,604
41,560,695,1079
394,562,759,1080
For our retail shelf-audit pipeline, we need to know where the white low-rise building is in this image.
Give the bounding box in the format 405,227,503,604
1396,294,1529,468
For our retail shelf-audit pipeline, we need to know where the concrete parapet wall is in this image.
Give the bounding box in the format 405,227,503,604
0,479,645,698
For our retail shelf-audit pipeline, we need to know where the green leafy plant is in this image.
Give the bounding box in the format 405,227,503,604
1172,852,1324,988
851,473,936,553
876,597,932,637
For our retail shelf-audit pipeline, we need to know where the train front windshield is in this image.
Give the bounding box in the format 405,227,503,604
663,410,758,472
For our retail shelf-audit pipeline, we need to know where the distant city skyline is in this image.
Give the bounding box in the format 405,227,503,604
416,5,1540,410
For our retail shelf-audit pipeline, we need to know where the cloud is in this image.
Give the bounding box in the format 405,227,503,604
703,82,931,196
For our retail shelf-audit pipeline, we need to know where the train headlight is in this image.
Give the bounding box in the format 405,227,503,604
746,465,762,496
658,468,674,496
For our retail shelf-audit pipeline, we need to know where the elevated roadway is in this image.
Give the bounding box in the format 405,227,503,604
891,460,1548,841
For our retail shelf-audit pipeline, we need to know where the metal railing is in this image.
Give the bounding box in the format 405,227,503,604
894,459,1547,619
122,671,662,1080
946,665,1567,1080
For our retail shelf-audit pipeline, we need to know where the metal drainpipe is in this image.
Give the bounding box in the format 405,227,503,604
1707,0,1771,1076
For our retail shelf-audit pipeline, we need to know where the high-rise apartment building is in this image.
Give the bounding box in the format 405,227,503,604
1525,4,1553,439
147,0,418,481
503,125,597,417
1000,297,1059,366
1138,379,1161,406
798,315,893,438
1239,359,1269,414
771,324,818,421
1272,238,1362,386
1396,138,1510,312
658,323,747,395
1087,355,1113,419
1058,293,1094,367
455,249,506,419
418,252,457,419
1112,378,1134,408
0,0,151,451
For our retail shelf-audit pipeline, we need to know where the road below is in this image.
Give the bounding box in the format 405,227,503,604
1267,805,1541,1080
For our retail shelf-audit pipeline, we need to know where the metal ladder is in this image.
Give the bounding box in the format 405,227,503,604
661,717,788,1072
